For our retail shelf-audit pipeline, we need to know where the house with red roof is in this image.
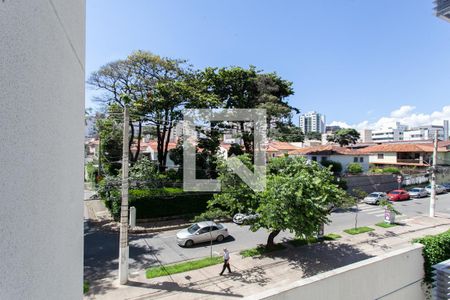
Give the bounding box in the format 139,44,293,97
359,141,450,168
287,145,370,172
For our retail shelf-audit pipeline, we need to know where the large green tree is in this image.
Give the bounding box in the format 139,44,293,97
202,156,351,248
200,66,298,153
327,128,360,146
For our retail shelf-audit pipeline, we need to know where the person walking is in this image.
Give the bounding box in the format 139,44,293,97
219,248,231,275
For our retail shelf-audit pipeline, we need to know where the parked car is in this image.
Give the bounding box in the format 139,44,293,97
408,187,429,198
440,183,450,192
363,192,388,205
425,184,447,194
233,212,260,225
176,221,229,247
387,189,410,201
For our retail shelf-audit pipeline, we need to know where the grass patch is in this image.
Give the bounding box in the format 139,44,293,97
146,256,222,279
240,244,286,258
323,233,342,240
375,222,398,228
83,281,89,294
344,226,374,235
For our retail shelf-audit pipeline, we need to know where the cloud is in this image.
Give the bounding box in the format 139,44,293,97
329,105,450,131
390,105,416,118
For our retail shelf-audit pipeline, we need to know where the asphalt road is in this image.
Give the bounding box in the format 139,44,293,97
84,192,450,280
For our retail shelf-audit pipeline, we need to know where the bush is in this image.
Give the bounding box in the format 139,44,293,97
321,160,343,174
102,188,215,220
382,167,401,174
414,229,450,283
85,162,98,183
347,163,363,174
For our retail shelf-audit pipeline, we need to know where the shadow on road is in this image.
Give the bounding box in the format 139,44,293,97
84,220,160,297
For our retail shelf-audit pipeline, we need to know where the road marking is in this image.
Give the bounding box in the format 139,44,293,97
359,207,383,213
366,210,385,215
375,213,385,217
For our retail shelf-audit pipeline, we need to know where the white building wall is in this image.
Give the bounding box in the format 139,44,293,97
248,244,425,300
0,1,85,299
369,152,398,164
303,155,370,172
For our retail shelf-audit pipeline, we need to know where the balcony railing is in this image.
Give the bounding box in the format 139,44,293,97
397,159,422,164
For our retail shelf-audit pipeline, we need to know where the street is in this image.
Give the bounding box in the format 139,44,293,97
84,192,450,282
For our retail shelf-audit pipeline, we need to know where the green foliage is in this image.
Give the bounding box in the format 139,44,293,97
270,125,304,142
347,163,363,174
378,198,401,215
146,256,222,279
97,117,122,176
375,222,397,228
324,233,342,240
320,160,343,175
344,226,374,235
192,208,229,222
83,281,89,294
351,188,368,199
414,229,450,283
121,190,213,219
129,157,165,188
327,128,360,146
85,162,98,183
239,244,286,258
203,156,351,246
288,236,320,247
305,131,322,140
382,167,401,174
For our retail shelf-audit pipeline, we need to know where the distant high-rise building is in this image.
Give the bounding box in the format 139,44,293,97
299,112,326,134
435,0,450,22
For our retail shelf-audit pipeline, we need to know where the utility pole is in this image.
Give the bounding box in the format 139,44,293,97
118,104,130,284
429,134,438,217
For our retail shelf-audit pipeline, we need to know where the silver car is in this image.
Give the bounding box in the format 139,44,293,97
363,192,388,205
408,187,429,198
425,184,447,194
176,221,229,247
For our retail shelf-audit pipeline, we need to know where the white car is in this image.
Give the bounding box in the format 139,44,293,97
363,192,388,205
425,185,447,195
176,221,229,247
408,188,429,198
233,212,260,225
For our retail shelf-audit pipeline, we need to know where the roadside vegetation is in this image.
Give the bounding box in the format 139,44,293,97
375,222,398,228
344,226,374,235
414,229,450,283
146,256,223,279
240,244,287,258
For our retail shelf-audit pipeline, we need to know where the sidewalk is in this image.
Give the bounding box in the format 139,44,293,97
85,214,450,300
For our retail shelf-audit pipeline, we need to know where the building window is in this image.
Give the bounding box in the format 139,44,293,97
377,153,384,159
321,156,327,162
311,156,317,161
353,157,358,162
359,157,364,163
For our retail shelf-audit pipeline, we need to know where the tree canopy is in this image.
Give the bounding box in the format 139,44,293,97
327,128,360,146
201,155,352,248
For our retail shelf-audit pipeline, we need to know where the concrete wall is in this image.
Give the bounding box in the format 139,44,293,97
345,174,397,194
0,1,85,299
247,244,425,300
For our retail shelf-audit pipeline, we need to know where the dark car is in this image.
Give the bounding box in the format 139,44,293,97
387,189,410,201
441,183,450,192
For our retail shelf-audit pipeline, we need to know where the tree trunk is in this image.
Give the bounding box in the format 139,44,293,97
266,230,281,249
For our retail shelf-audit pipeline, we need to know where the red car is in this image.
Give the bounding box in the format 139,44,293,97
387,189,410,201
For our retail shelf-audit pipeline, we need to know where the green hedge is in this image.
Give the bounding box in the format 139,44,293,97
414,229,450,283
103,188,214,220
